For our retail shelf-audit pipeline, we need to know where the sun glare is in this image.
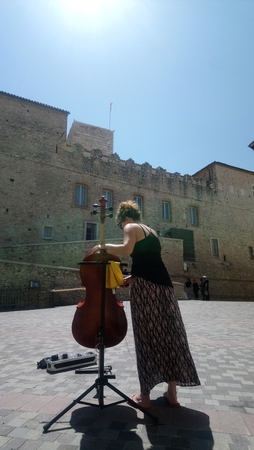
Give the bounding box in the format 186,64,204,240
58,0,124,27
66,0,105,17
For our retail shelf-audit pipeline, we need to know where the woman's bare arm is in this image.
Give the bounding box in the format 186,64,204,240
105,224,136,255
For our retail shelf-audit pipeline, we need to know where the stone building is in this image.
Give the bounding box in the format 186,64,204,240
0,91,253,307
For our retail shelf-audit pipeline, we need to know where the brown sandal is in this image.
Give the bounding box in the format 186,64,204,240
163,392,180,408
128,394,151,410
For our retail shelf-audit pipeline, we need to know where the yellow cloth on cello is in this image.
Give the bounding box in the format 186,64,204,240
106,262,123,289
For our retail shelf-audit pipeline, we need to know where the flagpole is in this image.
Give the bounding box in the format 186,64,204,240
109,103,113,130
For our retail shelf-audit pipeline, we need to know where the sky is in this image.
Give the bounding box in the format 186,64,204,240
1,0,254,176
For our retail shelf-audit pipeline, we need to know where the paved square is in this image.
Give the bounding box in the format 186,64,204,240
0,300,254,449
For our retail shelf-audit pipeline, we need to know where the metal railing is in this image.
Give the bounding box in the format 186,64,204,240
0,287,39,310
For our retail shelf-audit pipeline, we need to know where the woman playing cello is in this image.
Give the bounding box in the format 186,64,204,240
94,200,200,409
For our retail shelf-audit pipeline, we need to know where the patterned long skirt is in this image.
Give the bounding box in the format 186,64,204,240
130,277,201,395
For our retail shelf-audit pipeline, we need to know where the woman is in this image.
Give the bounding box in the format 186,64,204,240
184,277,192,300
192,279,200,299
101,200,200,409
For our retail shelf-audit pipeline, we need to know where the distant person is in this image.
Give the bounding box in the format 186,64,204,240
184,277,192,300
201,276,210,300
200,278,205,300
192,279,199,299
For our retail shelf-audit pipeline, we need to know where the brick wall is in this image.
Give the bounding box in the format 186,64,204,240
67,121,113,156
0,91,68,162
0,92,254,303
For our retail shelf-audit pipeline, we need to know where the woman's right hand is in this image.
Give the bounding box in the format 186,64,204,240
121,275,132,287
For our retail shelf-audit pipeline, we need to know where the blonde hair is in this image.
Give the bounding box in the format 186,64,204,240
116,200,141,223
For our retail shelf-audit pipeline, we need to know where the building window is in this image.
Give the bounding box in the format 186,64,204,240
85,222,97,240
162,202,171,220
189,207,198,225
249,246,254,260
102,190,113,208
75,184,87,207
211,238,219,257
43,226,53,239
134,196,143,212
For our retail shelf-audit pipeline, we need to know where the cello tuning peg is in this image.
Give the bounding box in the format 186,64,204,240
91,203,99,215
107,213,113,218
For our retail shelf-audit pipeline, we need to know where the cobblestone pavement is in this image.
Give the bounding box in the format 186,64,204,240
0,300,254,449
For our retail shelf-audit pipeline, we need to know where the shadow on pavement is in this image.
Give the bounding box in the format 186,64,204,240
69,399,214,449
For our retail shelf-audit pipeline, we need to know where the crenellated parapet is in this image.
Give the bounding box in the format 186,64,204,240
61,136,214,201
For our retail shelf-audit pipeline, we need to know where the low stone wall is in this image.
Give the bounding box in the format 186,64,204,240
0,260,81,308
0,233,254,308
0,258,186,309
0,237,183,273
0,237,185,308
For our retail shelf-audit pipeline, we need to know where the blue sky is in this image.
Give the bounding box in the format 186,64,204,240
1,0,254,175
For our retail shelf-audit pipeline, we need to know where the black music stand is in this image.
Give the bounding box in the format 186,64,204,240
43,260,158,432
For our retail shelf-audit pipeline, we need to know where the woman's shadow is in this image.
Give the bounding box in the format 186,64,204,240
70,397,214,449
146,396,214,449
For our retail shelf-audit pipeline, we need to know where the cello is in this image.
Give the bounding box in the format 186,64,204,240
43,198,158,433
72,196,128,349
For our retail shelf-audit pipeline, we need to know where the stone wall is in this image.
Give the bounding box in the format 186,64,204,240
1,257,253,308
0,237,183,274
0,237,186,308
0,259,189,309
1,149,253,299
0,91,68,162
0,259,83,309
0,92,254,303
67,121,113,156
1,234,253,303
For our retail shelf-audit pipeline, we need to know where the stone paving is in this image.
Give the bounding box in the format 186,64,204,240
0,300,254,449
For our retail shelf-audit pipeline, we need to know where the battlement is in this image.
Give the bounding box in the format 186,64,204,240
1,91,253,201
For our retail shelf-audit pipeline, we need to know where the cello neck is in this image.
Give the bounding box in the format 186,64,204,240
99,196,107,249
100,223,105,248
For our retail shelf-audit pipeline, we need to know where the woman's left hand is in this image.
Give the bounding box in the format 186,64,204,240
121,275,132,287
91,244,101,253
